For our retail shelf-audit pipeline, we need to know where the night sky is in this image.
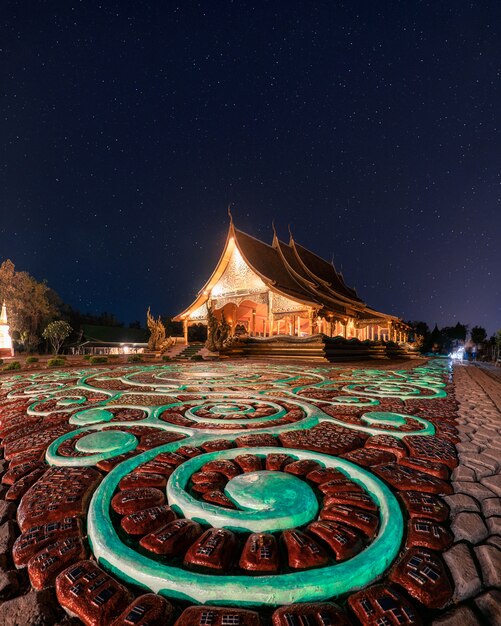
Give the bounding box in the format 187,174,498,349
1,2,500,334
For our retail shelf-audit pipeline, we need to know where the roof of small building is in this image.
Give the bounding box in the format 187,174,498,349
80,325,149,344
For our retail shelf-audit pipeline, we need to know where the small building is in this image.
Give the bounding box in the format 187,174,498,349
75,325,149,355
0,302,14,357
174,218,409,344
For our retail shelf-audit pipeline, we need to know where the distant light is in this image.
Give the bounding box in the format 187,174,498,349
450,348,464,360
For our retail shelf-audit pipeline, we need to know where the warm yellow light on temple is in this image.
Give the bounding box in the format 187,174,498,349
173,221,409,346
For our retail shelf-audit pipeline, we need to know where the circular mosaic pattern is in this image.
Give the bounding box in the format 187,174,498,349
0,359,460,625
88,445,403,606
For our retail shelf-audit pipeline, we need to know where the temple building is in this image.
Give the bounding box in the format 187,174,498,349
175,219,409,345
0,301,14,357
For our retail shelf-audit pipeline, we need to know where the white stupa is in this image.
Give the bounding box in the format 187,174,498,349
0,301,14,357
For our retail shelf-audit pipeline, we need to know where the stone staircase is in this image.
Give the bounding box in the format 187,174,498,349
173,343,204,361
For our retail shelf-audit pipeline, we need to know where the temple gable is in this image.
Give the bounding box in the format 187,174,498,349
211,246,267,299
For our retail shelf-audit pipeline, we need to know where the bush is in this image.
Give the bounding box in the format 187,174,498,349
26,356,39,363
191,354,204,361
47,357,66,367
0,359,3,366
127,354,142,363
3,361,21,371
109,354,120,359
83,354,91,360
162,355,171,362
90,356,108,365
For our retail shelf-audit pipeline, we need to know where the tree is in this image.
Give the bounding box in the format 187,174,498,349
493,329,501,362
470,326,487,345
42,320,73,354
0,260,59,352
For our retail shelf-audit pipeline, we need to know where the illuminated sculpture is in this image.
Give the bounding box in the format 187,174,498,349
146,307,173,353
0,301,14,357
206,304,231,352
174,215,409,345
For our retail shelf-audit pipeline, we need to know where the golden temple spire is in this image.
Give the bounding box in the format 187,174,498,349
0,301,7,324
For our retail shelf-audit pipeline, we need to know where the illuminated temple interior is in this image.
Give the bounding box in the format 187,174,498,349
175,219,409,344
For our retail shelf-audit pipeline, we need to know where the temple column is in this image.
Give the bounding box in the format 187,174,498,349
269,313,274,337
251,309,256,337
309,312,314,336
183,319,188,345
371,326,374,341
296,316,301,336
277,319,281,335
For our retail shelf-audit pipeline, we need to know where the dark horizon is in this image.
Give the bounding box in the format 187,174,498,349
1,2,500,334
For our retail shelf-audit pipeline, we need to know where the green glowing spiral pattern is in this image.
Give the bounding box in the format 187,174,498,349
0,359,451,607
168,452,319,533
87,443,404,606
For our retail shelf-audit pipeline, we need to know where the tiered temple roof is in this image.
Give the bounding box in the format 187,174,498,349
175,220,404,329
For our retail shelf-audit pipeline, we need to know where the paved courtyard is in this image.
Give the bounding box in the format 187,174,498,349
0,359,499,625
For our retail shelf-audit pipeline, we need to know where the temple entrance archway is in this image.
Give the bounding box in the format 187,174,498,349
214,299,269,337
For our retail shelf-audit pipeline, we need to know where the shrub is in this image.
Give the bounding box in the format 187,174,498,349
191,354,204,361
127,354,142,363
109,354,120,359
0,359,3,366
26,356,39,363
3,361,21,371
83,354,91,360
162,355,171,362
47,357,66,367
90,356,108,365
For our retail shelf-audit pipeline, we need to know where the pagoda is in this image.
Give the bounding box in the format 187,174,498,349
0,302,14,357
174,217,409,346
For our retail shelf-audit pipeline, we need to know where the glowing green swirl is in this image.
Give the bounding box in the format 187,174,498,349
169,456,318,532
87,442,404,606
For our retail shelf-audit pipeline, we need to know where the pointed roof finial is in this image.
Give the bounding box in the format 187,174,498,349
227,203,233,224
288,223,294,244
271,220,279,246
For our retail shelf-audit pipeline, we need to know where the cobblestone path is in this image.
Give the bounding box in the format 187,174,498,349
435,364,501,625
